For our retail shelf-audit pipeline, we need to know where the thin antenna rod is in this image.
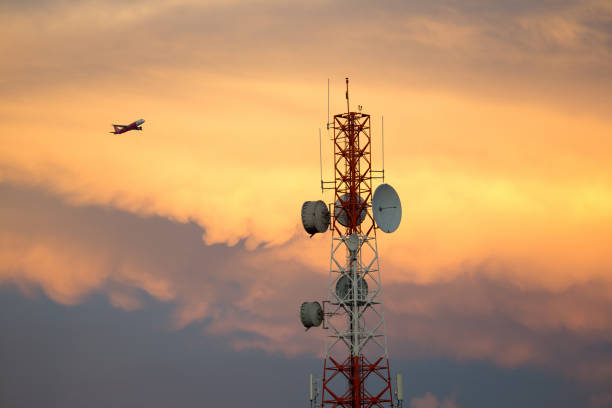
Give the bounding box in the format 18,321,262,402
319,128,323,193
345,77,350,114
327,78,330,130
310,374,314,402
382,115,385,183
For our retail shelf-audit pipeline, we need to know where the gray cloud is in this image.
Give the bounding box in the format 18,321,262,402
0,286,593,408
3,182,612,393
0,182,325,349
384,271,612,387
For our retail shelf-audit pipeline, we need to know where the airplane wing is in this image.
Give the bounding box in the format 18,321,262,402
112,124,127,133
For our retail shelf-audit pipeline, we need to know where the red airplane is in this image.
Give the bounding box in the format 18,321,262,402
110,118,145,134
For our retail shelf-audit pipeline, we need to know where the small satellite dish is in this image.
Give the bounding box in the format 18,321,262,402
372,184,401,233
345,233,359,252
300,301,323,329
335,275,368,303
334,194,366,227
301,200,330,235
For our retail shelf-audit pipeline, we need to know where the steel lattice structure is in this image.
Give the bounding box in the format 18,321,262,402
320,110,394,408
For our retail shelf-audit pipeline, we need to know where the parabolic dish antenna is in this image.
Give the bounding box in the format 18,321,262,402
372,183,402,233
335,275,368,303
334,194,366,227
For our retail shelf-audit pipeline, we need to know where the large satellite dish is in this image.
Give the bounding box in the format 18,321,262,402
372,184,402,233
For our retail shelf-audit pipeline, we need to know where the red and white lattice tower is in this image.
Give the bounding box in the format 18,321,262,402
300,79,401,408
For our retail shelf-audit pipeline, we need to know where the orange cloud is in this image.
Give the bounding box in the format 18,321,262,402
0,236,109,305
410,392,458,408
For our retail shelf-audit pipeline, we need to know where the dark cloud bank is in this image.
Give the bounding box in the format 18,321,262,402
0,287,587,408
1,183,611,406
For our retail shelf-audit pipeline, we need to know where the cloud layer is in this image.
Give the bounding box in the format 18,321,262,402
2,185,612,395
1,0,612,405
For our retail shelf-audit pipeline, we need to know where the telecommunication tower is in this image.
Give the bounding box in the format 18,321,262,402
300,78,403,407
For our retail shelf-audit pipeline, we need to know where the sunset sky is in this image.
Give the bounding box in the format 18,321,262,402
1,0,612,407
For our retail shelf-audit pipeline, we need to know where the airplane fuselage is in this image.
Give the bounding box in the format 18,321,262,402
111,118,145,134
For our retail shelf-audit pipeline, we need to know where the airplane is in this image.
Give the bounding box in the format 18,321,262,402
110,118,145,134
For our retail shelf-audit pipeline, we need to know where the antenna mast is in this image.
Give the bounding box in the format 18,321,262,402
327,78,331,131
382,116,385,183
300,78,401,408
345,77,350,115
319,128,324,193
